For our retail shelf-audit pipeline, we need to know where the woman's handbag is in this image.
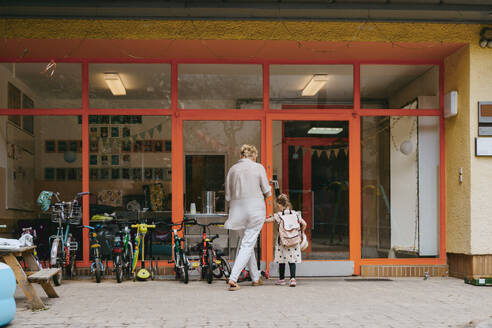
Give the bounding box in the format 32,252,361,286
300,232,309,251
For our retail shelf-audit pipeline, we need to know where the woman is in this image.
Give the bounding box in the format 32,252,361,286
225,144,271,291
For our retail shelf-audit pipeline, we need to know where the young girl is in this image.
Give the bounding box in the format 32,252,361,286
266,194,306,287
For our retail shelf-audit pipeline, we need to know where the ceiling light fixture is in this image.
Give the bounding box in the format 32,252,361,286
307,127,343,135
104,73,126,96
302,74,330,96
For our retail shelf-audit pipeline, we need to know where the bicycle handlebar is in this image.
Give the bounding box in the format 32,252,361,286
193,222,225,227
130,224,156,228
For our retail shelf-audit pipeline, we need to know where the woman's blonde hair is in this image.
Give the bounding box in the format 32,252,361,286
276,193,292,210
240,144,258,159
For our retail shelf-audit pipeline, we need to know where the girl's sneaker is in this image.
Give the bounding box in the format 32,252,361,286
275,279,286,286
289,278,297,287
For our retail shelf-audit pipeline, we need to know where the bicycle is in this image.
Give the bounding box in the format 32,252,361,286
191,221,231,284
37,191,88,286
167,218,195,284
80,224,105,283
113,221,133,283
131,223,157,281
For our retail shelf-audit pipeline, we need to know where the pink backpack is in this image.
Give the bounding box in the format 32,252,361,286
278,210,301,247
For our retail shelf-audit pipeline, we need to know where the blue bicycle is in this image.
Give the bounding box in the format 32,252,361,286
38,191,89,286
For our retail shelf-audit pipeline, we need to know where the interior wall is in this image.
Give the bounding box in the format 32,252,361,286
444,45,471,255
389,66,439,109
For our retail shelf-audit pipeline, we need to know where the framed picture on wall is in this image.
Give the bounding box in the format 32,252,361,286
56,168,66,181
44,168,55,180
69,140,78,152
101,155,109,166
144,141,153,152
90,140,99,153
90,155,98,165
122,127,130,137
90,168,99,180
100,127,108,138
132,168,142,181
144,168,153,180
133,140,143,152
45,140,56,153
122,154,130,165
57,141,67,153
122,168,130,179
111,168,120,180
99,168,109,180
122,140,131,152
111,155,119,166
90,127,98,138
154,140,163,152
154,168,164,180
165,140,171,152
111,127,119,138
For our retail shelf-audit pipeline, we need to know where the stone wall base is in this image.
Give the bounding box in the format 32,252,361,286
360,265,448,277
448,253,492,279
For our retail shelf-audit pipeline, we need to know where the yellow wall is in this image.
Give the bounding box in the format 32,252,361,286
0,19,481,43
469,44,492,254
444,45,471,254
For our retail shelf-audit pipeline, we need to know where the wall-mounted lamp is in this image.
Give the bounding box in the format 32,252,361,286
479,27,492,48
104,72,126,96
302,74,330,96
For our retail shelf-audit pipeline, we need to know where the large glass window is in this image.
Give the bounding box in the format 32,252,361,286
270,65,353,109
361,65,440,109
0,63,82,109
273,120,349,260
0,116,82,259
178,64,263,109
88,115,172,260
183,120,261,258
361,116,440,258
89,64,171,109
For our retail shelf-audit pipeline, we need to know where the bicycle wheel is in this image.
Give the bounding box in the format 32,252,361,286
124,243,133,280
150,260,155,281
174,247,181,280
95,255,102,283
219,256,231,282
69,253,77,279
182,256,189,284
51,239,63,286
206,249,213,284
115,255,123,283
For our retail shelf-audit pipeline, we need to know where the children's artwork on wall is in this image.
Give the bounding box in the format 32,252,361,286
45,168,55,180
122,127,130,137
69,140,78,152
90,168,99,180
100,127,108,138
100,168,109,180
57,141,67,153
111,155,119,166
45,140,56,153
56,168,66,181
90,127,98,138
154,168,164,180
97,189,123,207
144,168,153,180
111,127,119,138
122,140,131,152
122,168,130,179
111,168,120,180
132,168,141,181
154,140,163,152
90,155,98,165
90,139,99,152
111,139,120,153
144,141,153,152
67,168,77,180
101,155,109,166
133,140,143,152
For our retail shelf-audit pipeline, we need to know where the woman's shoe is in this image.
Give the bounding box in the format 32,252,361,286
275,279,286,286
228,280,240,291
289,278,296,287
252,278,263,286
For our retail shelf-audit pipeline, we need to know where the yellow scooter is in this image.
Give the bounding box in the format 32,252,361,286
131,223,156,281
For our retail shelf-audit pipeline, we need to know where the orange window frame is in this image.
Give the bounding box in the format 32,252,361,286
0,58,446,274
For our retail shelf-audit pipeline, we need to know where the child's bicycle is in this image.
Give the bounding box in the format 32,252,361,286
167,218,195,284
113,221,133,283
191,221,231,284
80,224,105,283
131,223,157,281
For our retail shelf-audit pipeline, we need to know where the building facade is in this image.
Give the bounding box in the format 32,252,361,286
1,1,492,278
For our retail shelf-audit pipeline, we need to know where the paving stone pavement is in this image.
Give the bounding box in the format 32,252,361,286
9,277,492,328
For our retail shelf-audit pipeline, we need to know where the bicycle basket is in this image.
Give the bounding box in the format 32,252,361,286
50,203,82,225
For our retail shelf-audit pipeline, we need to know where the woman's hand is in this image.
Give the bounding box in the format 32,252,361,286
265,215,274,222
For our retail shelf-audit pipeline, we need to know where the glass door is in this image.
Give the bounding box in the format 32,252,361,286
269,118,355,276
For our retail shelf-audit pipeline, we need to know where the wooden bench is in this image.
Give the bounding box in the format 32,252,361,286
0,246,59,310
28,268,60,298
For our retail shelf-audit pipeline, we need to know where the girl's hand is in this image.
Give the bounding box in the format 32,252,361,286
265,215,273,222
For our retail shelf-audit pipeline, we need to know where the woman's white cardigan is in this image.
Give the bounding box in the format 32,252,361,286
224,158,271,230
